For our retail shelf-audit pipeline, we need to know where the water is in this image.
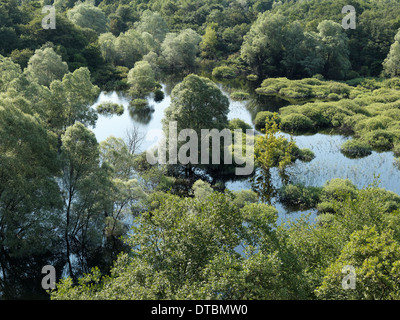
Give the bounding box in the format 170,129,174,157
91,85,400,223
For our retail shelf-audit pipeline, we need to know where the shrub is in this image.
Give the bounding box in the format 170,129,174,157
254,111,279,131
354,117,389,133
312,74,324,80
280,114,314,133
154,89,165,102
96,102,124,116
298,148,315,162
342,114,368,132
318,178,358,213
382,109,400,121
346,70,360,80
230,91,250,101
212,65,237,79
247,74,258,81
328,93,340,100
363,130,395,151
228,118,252,132
129,98,148,109
340,139,372,158
279,184,322,209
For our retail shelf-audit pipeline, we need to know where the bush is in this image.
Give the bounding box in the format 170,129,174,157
279,184,322,209
254,111,279,131
354,116,391,133
280,114,314,133
298,148,315,162
96,102,124,116
212,65,237,79
228,118,252,132
129,98,148,109
230,91,250,101
154,89,165,102
363,130,395,151
317,179,358,213
340,139,372,158
247,74,258,81
327,93,340,101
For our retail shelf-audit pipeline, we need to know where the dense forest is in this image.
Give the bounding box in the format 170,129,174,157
2,0,400,300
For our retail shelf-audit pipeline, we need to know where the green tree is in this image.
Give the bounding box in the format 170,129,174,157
316,226,400,300
0,54,21,92
253,114,295,203
67,1,109,34
47,67,100,133
51,191,284,300
163,74,229,134
383,29,400,77
135,10,168,43
114,29,148,68
161,29,202,71
317,20,351,80
25,47,69,87
200,24,218,59
60,122,108,278
241,12,289,77
98,33,117,65
162,74,229,174
127,60,157,98
0,102,62,298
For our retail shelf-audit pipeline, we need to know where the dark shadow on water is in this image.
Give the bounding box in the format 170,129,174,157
129,105,155,125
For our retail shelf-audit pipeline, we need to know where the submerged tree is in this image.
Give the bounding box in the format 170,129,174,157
162,74,230,175
253,114,295,204
127,60,157,98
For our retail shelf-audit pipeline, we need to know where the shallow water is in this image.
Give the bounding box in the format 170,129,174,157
91,85,400,223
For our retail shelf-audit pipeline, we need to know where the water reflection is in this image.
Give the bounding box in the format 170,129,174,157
92,81,400,223
129,105,154,125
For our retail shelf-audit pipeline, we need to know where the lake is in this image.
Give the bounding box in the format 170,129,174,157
91,83,400,224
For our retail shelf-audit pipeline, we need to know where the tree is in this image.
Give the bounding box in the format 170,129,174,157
60,122,107,278
317,20,351,80
25,47,69,87
200,24,218,59
0,102,62,298
114,29,148,68
0,54,21,92
135,10,168,43
127,60,157,98
47,67,100,133
98,33,117,64
163,74,229,134
281,21,308,78
51,191,285,300
162,74,230,172
241,12,289,77
316,226,400,300
253,114,295,204
383,29,400,77
161,29,202,71
67,1,109,34
98,137,147,261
